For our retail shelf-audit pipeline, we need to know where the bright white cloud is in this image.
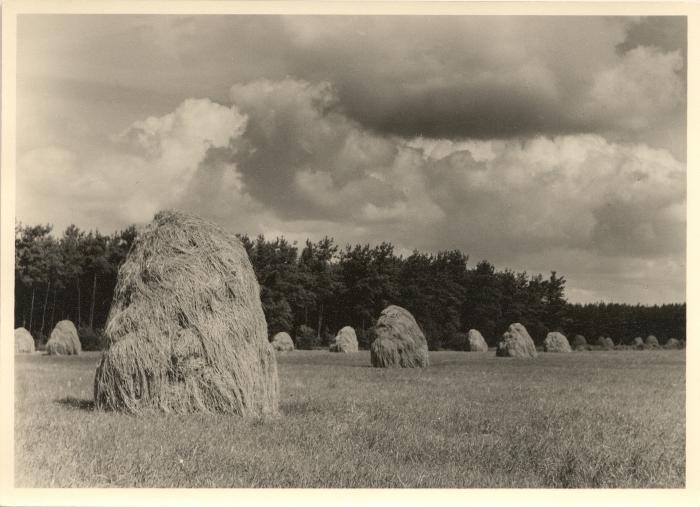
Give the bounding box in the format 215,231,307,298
18,98,250,231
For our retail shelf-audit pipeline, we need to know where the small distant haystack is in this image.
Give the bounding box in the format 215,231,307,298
572,334,588,351
467,329,488,352
93,210,279,416
14,327,35,354
543,332,572,353
330,326,358,353
664,338,683,350
271,332,295,352
46,320,81,355
633,337,645,350
597,336,614,350
644,335,660,349
370,305,429,368
496,323,537,358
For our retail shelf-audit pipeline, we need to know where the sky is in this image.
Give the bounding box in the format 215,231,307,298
15,15,687,304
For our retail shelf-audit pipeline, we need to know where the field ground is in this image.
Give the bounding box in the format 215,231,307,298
15,349,684,488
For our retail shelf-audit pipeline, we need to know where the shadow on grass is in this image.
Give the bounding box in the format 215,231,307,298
55,396,95,411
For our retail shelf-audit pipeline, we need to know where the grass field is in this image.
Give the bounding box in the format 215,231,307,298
15,349,684,488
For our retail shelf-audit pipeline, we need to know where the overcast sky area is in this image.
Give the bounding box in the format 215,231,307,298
16,15,686,304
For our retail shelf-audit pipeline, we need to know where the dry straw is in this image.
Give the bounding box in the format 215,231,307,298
93,210,279,416
467,329,488,352
370,305,429,367
46,320,81,355
496,323,537,358
330,326,358,353
543,331,572,353
271,332,294,352
14,327,35,354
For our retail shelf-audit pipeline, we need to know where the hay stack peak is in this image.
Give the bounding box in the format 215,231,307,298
370,305,429,368
271,332,294,352
94,210,279,416
330,326,358,352
543,332,571,353
15,327,35,354
467,329,488,352
645,335,660,349
46,320,81,355
496,323,537,358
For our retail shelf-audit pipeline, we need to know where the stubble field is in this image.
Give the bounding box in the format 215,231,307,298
15,349,684,488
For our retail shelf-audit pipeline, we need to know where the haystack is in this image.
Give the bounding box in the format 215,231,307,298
543,332,571,352
633,337,644,350
645,335,660,349
14,327,35,354
664,338,682,350
496,323,537,358
467,329,488,352
93,210,279,416
46,320,81,355
271,332,295,352
370,305,429,368
330,326,358,352
572,334,588,351
597,336,614,350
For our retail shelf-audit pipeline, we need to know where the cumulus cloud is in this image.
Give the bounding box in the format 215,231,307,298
15,14,687,303
19,78,685,300
419,135,685,260
580,46,684,131
116,98,247,196
18,98,250,230
202,80,685,266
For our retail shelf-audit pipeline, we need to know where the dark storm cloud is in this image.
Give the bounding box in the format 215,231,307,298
618,16,687,56
341,80,577,140
20,15,686,152
275,16,685,148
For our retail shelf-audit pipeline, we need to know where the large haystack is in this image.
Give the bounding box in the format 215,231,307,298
633,337,645,350
370,305,429,368
46,320,81,355
572,334,588,351
467,329,488,352
93,210,279,416
496,323,537,358
543,332,572,352
271,332,295,352
14,327,35,354
330,326,358,353
645,335,660,349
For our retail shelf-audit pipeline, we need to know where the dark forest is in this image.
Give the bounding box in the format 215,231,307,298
15,222,686,349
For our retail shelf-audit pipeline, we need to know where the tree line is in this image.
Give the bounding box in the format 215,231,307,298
15,222,686,349
14,222,137,340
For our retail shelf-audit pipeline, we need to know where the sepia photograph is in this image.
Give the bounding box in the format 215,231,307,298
1,1,696,503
